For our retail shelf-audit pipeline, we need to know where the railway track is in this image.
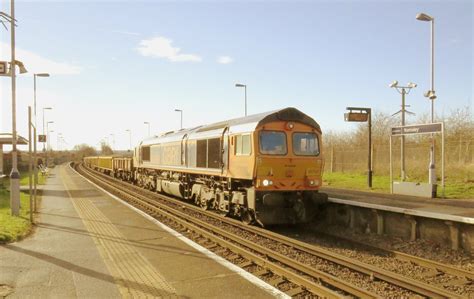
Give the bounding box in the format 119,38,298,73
76,163,471,298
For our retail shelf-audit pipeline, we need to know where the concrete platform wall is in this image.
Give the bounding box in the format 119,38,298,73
323,204,474,254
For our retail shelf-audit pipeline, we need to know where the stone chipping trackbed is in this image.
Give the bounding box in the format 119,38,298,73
77,163,472,298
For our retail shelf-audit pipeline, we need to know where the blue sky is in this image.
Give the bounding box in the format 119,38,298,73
0,0,472,150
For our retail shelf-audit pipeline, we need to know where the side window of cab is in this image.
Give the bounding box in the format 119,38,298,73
235,134,252,156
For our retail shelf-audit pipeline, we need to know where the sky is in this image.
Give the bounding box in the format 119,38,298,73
0,0,472,151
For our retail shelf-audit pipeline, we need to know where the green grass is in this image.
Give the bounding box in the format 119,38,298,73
19,172,48,186
0,172,47,243
323,172,474,199
0,189,32,243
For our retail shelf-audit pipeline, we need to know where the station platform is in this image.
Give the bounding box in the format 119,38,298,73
321,187,474,224
0,164,287,298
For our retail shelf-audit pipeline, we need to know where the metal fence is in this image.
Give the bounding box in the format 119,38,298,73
323,139,473,180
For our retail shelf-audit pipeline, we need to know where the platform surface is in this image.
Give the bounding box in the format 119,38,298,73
0,164,285,298
322,187,474,224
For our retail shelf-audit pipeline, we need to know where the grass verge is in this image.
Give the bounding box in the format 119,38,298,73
323,172,474,199
0,172,47,243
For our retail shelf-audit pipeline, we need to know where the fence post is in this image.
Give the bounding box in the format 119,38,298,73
28,107,33,223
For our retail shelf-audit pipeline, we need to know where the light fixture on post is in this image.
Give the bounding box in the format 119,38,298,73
144,121,150,137
34,73,50,126
416,12,437,188
125,129,132,152
174,109,183,129
235,83,247,116
33,73,49,208
46,121,54,166
390,81,417,181
110,133,115,151
42,107,52,151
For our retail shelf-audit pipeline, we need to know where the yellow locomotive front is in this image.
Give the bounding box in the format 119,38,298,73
252,118,327,225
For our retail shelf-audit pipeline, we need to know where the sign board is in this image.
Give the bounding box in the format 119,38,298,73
344,112,369,122
38,134,46,142
0,61,8,75
391,123,442,136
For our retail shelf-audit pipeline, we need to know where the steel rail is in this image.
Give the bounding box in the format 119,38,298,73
316,231,474,282
78,165,350,298
78,164,465,298
78,164,376,298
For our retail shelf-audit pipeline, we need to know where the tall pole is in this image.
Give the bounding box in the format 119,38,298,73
144,122,150,136
126,130,131,151
428,18,436,187
175,109,183,129
33,76,39,212
401,88,406,181
235,83,247,116
244,85,247,116
417,12,437,189
34,75,37,125
42,109,46,151
28,107,33,223
368,109,372,188
110,133,115,151
10,0,20,216
33,126,37,212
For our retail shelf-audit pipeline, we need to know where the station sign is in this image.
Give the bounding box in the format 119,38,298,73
0,61,8,76
344,112,369,122
38,134,46,142
391,123,442,136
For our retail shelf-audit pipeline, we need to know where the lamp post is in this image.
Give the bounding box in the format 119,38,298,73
33,73,50,127
46,121,53,166
57,132,62,151
144,121,150,136
416,12,437,186
389,81,417,181
235,83,247,116
110,133,115,151
9,0,28,216
48,130,54,151
33,73,48,210
174,109,183,129
125,129,131,152
42,107,52,151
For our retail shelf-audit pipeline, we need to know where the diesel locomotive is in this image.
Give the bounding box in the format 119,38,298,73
84,107,327,225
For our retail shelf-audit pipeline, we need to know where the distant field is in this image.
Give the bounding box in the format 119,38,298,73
323,172,474,199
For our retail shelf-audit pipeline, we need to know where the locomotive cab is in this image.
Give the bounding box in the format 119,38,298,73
252,118,327,225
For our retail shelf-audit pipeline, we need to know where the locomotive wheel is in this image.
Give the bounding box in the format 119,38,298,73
198,197,209,210
241,208,255,225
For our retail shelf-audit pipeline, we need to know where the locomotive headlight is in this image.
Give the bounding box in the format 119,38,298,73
309,180,319,186
262,179,273,186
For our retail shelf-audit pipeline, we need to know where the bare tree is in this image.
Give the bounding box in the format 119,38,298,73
100,141,113,155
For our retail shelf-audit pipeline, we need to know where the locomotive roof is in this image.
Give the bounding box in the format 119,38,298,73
140,107,320,146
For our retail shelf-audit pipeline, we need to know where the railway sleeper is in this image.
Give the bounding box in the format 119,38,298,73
285,287,305,297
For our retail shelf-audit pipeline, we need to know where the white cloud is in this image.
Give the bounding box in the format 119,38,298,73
0,42,82,75
136,36,202,62
217,56,233,64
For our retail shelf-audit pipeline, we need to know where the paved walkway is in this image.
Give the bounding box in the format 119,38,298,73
0,164,285,298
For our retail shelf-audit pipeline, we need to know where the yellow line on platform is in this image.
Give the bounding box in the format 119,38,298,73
61,166,177,298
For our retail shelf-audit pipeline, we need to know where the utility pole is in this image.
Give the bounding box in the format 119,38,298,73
389,81,417,181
